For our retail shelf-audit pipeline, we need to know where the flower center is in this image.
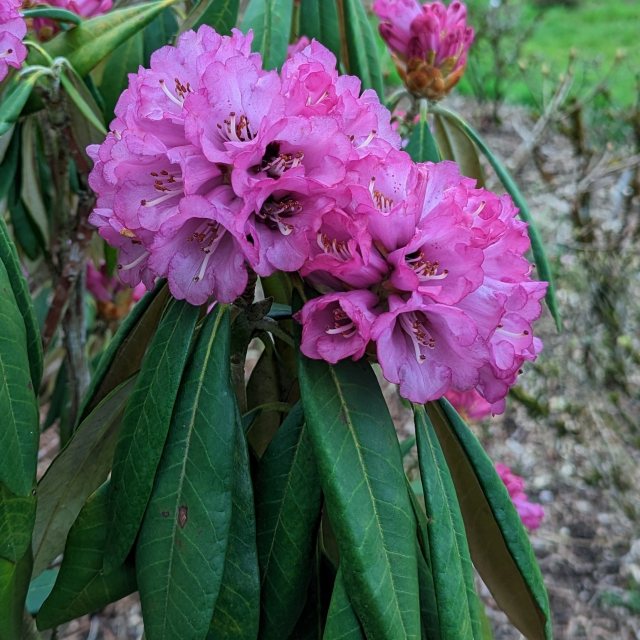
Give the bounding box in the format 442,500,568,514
260,142,304,178
316,233,352,261
368,177,393,213
326,307,357,338
188,221,224,282
217,112,255,143
399,311,435,363
257,197,302,236
405,251,448,282
140,169,183,208
158,78,192,107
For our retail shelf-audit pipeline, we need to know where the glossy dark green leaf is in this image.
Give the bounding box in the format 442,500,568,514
241,0,294,70
247,343,282,457
79,280,169,422
22,7,82,23
41,0,178,78
105,299,200,570
143,8,179,62
299,356,420,640
32,378,135,577
7,177,42,261
339,0,384,96
0,259,38,498
256,403,322,639
0,548,32,640
99,32,144,120
0,216,43,389
207,411,260,640
0,72,44,136
414,406,481,640
136,307,235,640
0,128,18,204
432,112,484,186
181,0,238,34
406,105,441,164
323,569,365,639
427,400,552,640
36,484,136,630
0,484,35,563
298,0,341,62
433,105,561,330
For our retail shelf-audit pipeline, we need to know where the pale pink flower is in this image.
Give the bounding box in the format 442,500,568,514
496,463,545,532
373,0,474,100
297,290,379,364
0,0,26,81
444,388,500,420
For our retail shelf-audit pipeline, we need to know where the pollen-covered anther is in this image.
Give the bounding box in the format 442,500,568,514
217,112,255,143
368,177,394,213
325,307,357,338
317,233,351,261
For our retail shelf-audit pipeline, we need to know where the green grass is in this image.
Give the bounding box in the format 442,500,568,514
462,0,640,107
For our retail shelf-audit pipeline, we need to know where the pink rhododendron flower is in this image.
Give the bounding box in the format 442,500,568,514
373,0,474,100
496,463,545,531
0,0,27,81
87,261,145,320
444,388,498,420
297,290,379,364
32,0,112,40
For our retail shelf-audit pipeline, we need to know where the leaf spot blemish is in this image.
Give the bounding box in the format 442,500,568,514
161,510,170,518
178,505,188,528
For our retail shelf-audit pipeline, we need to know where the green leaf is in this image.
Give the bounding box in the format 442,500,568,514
0,548,32,640
324,569,365,639
406,103,441,163
433,105,561,330
246,342,282,457
20,117,49,244
414,406,481,640
432,112,484,186
143,8,179,62
207,411,260,640
0,72,45,136
427,400,552,640
298,0,341,62
99,32,144,121
181,0,239,35
136,306,235,640
41,0,178,78
79,280,169,422
339,0,384,96
105,299,200,570
26,568,58,615
0,484,36,563
0,216,43,390
60,67,107,135
36,483,136,630
32,378,135,577
0,127,19,203
298,356,420,640
256,403,322,639
0,259,38,498
22,6,82,24
241,0,294,70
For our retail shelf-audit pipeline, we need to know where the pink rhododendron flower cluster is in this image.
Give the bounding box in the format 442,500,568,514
373,0,474,101
0,0,27,82
88,25,546,407
496,463,545,531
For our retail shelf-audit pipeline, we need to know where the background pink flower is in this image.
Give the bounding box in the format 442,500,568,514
496,463,545,531
0,0,27,81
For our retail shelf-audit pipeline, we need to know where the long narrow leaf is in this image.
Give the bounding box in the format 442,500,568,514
0,549,32,640
324,569,365,639
181,0,238,35
414,406,481,640
36,484,136,630
256,403,323,639
0,216,43,389
241,0,293,70
136,306,236,640
32,378,135,577
406,103,441,163
22,7,82,24
299,356,420,640
426,399,552,640
299,0,341,62
433,105,561,330
105,299,199,570
0,259,38,497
